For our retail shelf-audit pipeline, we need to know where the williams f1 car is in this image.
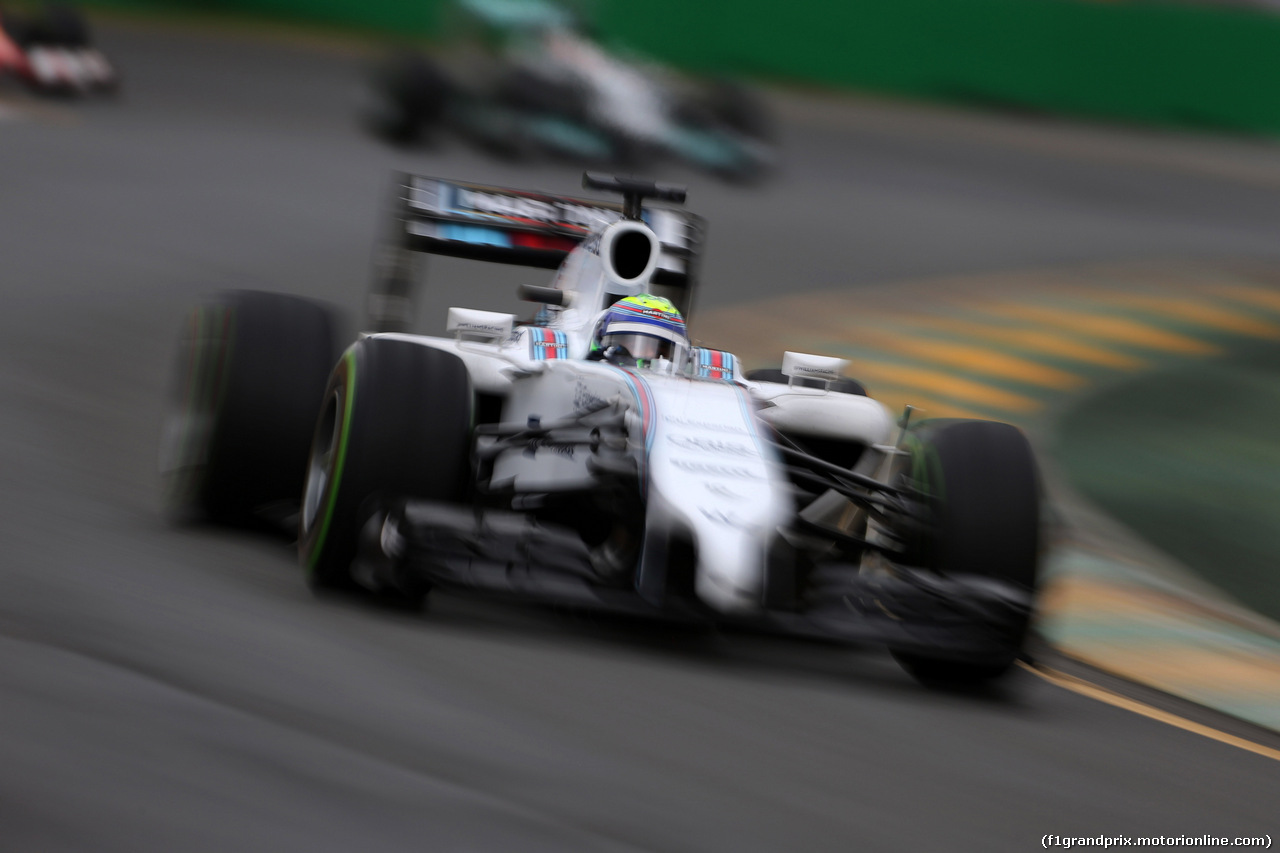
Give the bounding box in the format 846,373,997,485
161,172,1042,686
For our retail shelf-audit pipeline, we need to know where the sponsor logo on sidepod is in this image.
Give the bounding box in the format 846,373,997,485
667,435,757,457
792,365,838,378
456,321,507,336
671,459,759,479
662,415,748,435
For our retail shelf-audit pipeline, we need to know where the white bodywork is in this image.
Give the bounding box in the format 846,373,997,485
388,216,895,615
25,47,114,90
521,26,677,147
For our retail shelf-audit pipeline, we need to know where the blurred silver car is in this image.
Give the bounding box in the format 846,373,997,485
365,0,775,181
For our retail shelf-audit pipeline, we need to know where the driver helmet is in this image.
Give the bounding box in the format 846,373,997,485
590,294,688,369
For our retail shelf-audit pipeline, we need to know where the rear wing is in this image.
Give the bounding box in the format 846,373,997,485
369,174,705,331
397,174,702,281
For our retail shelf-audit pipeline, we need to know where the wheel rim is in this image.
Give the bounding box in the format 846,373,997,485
301,389,340,536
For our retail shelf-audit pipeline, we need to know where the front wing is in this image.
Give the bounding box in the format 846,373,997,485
357,499,1034,663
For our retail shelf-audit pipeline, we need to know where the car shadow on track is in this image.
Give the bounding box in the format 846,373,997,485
336,583,1035,709
175,518,1037,709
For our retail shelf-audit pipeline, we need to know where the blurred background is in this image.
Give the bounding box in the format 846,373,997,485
3,0,1280,850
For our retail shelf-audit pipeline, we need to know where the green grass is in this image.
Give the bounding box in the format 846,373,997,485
1055,339,1280,623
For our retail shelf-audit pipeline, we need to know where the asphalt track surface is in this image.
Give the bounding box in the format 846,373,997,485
2,20,1279,853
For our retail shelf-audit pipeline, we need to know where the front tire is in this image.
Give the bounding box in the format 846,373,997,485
889,419,1041,686
159,290,338,524
299,337,472,596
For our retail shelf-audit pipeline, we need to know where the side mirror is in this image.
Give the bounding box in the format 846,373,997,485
781,351,850,388
447,307,514,343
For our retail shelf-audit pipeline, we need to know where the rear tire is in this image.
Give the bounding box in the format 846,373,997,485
160,290,338,524
298,338,472,599
889,419,1041,686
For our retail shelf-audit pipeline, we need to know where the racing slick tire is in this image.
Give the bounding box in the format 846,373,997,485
889,419,1041,686
745,367,866,396
160,290,339,525
298,338,471,601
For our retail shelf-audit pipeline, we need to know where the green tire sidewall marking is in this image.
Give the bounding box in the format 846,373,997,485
908,423,957,508
902,432,941,504
307,347,357,572
166,304,233,506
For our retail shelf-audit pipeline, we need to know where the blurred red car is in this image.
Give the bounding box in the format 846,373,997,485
1,4,116,94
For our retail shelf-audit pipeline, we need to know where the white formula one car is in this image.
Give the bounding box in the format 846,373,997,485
161,173,1042,685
